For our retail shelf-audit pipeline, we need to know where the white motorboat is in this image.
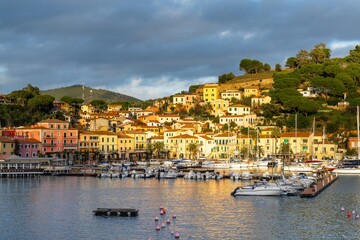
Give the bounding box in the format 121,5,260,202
333,167,360,175
256,157,273,167
201,160,231,169
283,163,315,172
231,181,283,196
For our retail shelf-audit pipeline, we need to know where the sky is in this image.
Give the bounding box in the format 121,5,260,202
1,0,360,100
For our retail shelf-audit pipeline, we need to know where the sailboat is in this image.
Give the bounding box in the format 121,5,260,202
333,106,360,175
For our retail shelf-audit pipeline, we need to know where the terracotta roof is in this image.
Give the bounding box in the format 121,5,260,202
280,132,311,138
229,104,249,108
0,136,15,142
169,134,197,139
17,138,41,143
117,134,133,139
38,119,68,124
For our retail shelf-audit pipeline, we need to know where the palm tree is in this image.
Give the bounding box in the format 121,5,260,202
153,142,165,158
187,142,199,160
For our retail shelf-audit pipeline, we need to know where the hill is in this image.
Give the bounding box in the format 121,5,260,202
41,85,142,103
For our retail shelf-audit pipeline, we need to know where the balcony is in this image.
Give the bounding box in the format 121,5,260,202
43,143,56,147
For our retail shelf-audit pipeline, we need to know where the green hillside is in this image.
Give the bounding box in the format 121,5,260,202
41,85,141,103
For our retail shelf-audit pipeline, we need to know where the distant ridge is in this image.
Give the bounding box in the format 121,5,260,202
41,85,142,103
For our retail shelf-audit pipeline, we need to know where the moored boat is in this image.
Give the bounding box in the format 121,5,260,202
231,181,283,196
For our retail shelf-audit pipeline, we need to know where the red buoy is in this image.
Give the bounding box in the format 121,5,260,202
347,211,351,218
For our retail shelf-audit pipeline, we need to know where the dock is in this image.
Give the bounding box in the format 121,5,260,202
93,208,139,217
300,174,338,198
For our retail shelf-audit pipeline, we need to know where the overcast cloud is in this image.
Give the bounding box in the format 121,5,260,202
0,0,360,100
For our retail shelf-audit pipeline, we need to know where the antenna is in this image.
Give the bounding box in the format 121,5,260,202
82,83,85,101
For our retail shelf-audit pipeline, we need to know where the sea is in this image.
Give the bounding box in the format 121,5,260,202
0,175,360,240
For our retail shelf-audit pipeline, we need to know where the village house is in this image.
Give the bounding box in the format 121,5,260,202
251,96,271,108
203,83,219,102
219,114,257,127
243,86,260,97
227,104,251,116
221,89,242,101
158,114,180,124
211,99,229,116
0,136,15,155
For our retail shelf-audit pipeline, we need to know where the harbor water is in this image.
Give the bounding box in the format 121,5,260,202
0,175,360,239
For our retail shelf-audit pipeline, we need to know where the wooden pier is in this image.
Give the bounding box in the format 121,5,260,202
93,208,139,217
300,174,338,198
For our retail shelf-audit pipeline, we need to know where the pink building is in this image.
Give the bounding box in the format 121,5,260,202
16,119,78,155
17,138,41,158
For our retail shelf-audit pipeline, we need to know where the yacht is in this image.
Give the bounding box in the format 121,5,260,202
333,158,360,174
231,181,283,196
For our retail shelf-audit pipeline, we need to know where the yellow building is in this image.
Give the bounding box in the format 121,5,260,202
173,94,186,105
244,86,260,97
117,134,134,159
168,134,198,159
0,136,15,155
122,130,148,150
251,96,271,108
221,90,242,101
203,83,219,102
211,99,229,116
95,131,118,155
78,130,100,154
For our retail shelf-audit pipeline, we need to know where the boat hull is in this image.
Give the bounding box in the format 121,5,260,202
233,189,283,196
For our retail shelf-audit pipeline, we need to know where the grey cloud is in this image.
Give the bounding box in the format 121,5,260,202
1,0,360,99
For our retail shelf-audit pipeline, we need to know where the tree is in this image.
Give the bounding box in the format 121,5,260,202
309,43,331,64
153,142,165,158
285,57,298,68
90,99,107,112
7,90,34,105
239,59,253,73
275,64,282,72
347,45,360,63
23,84,40,96
296,49,311,67
61,96,84,105
218,72,235,84
28,95,55,112
263,63,271,72
187,142,199,159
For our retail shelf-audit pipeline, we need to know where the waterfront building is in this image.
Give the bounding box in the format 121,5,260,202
168,134,198,159
95,131,118,159
15,119,78,156
0,136,15,155
196,134,216,159
212,133,237,160
117,133,134,159
78,130,100,160
17,138,41,158
121,130,148,161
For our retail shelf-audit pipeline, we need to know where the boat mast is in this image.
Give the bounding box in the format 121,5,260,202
357,106,360,159
312,117,315,160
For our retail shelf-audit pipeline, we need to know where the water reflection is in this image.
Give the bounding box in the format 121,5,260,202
0,176,360,239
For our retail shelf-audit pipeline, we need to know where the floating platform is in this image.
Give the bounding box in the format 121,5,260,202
93,208,139,217
300,175,338,198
